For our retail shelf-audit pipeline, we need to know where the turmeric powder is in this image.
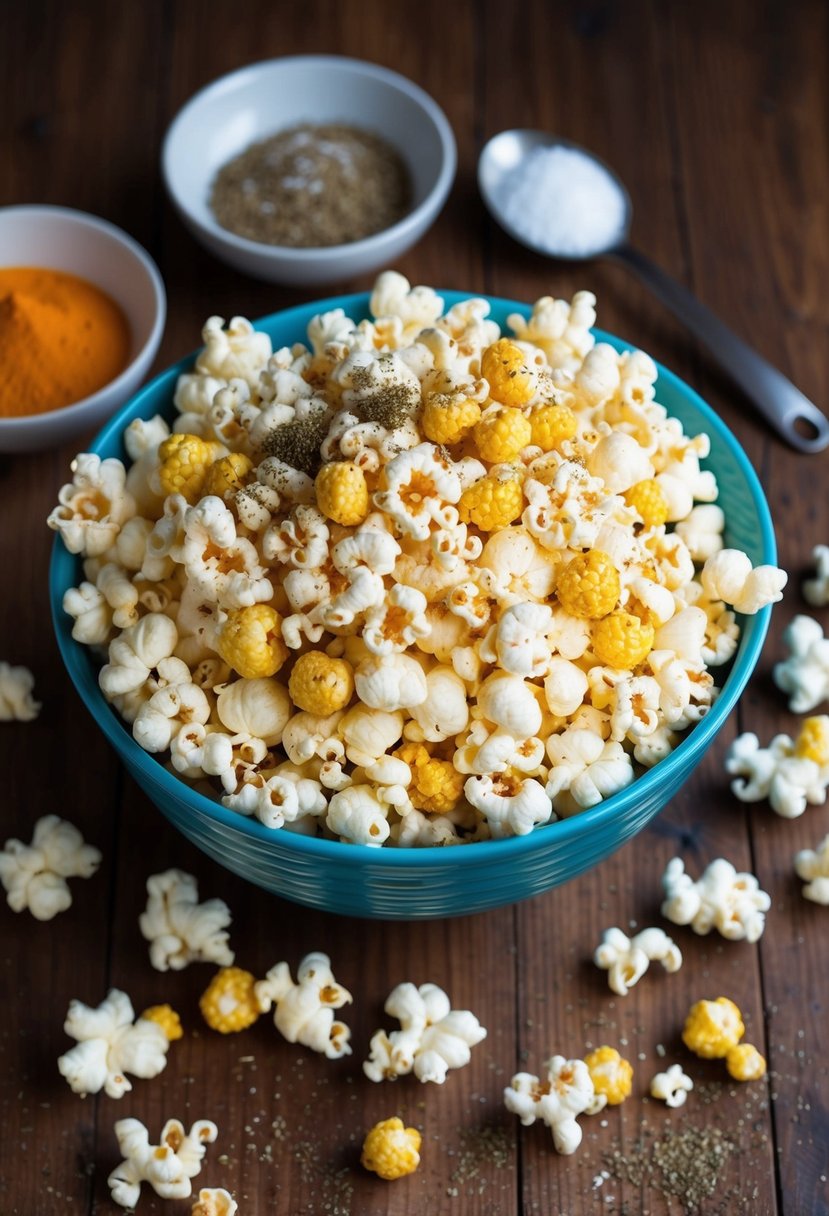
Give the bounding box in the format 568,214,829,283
0,267,131,417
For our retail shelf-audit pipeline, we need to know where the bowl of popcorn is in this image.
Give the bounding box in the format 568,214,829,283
48,272,784,919
162,57,456,286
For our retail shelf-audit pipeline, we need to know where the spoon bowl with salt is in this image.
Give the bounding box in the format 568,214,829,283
479,129,829,453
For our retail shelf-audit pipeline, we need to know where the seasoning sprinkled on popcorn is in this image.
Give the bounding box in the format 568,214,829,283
49,274,787,847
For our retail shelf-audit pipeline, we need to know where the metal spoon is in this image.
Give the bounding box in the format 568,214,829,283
478,129,829,454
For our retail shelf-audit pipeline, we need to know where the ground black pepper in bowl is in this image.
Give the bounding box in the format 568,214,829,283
210,123,412,248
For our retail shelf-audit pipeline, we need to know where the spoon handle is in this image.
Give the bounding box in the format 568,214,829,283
608,243,829,453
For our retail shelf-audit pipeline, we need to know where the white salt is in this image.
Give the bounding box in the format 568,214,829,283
494,144,627,257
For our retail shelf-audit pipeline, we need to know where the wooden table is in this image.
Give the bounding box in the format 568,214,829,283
2,2,828,1212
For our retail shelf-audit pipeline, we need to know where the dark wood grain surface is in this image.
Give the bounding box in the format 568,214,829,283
1,2,828,1213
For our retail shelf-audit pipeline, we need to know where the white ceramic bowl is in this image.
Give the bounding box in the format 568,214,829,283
161,56,457,286
0,206,166,453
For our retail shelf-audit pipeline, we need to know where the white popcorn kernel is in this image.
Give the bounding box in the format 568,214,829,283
404,665,469,742
326,784,390,845
139,870,233,971
650,1064,694,1108
587,431,654,493
545,731,634,814
493,601,554,677
653,607,708,661
675,504,726,562
0,815,101,920
363,981,486,1084
108,1117,218,1207
354,653,428,712
133,669,211,754
504,1056,599,1155
192,1188,238,1216
465,772,553,838
362,583,430,655
0,661,41,721
660,856,770,942
701,549,787,615
508,290,597,372
58,989,170,1099
794,834,829,905
255,952,352,1058
99,613,179,699
48,454,136,557
594,926,682,996
544,659,589,717
196,314,272,385
726,731,826,819
773,615,829,713
803,544,829,607
370,271,444,333
478,672,543,738
223,767,327,829
479,526,557,606
339,706,404,766
63,582,114,646
215,678,291,744
373,443,462,540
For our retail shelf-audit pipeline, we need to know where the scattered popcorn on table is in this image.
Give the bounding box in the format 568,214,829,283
504,1055,603,1155
803,544,829,607
364,981,487,1084
661,856,770,941
0,815,101,920
255,951,353,1059
139,869,234,971
773,615,829,713
192,1187,238,1216
200,967,261,1034
650,1063,694,1107
725,1042,767,1081
0,661,41,721
725,723,829,818
682,997,745,1059
107,1117,218,1207
593,926,682,995
794,834,829,904
49,273,788,845
361,1117,422,1180
584,1045,633,1105
58,988,170,1097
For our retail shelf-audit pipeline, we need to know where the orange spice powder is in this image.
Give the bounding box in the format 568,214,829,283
0,267,131,417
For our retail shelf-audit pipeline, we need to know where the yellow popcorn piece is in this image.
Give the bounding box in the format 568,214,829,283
203,452,254,499
555,550,620,619
725,1042,767,1082
199,967,260,1034
315,461,370,526
289,651,355,715
592,611,655,669
156,433,221,503
794,715,829,766
458,467,524,532
527,402,577,451
481,338,536,407
473,407,533,463
682,997,745,1060
624,478,669,528
361,1116,422,1180
584,1045,633,1105
398,742,465,814
420,392,482,445
141,1004,184,1042
217,604,288,680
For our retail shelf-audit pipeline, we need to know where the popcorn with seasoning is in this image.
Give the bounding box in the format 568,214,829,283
50,274,787,846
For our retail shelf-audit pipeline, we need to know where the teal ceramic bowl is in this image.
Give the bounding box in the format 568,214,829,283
50,292,776,919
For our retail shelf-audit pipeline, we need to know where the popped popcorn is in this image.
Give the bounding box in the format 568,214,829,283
361,1117,422,1180
584,1045,633,1105
139,869,234,971
192,1188,238,1216
200,967,260,1034
364,981,487,1084
0,815,101,920
725,728,828,818
725,1042,767,1081
255,951,352,1058
794,834,829,904
650,1064,694,1107
593,926,682,996
803,543,829,607
504,1056,601,1155
58,988,170,1097
0,661,41,721
661,856,770,942
682,997,745,1059
51,278,786,846
107,1117,218,1207
773,615,829,712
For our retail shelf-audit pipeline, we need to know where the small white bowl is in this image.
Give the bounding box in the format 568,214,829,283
0,206,166,453
162,55,457,286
